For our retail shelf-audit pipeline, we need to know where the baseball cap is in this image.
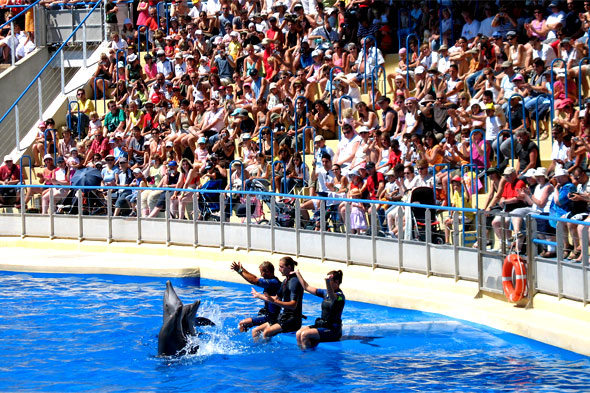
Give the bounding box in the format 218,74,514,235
165,141,173,147
168,160,178,167
133,168,142,174
4,155,12,162
503,166,516,176
314,135,325,142
43,154,53,161
197,136,207,144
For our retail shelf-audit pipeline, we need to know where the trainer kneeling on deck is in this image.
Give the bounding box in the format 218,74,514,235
295,269,345,349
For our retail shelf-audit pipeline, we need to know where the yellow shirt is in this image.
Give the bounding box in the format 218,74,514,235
228,41,242,62
451,189,475,222
78,98,95,114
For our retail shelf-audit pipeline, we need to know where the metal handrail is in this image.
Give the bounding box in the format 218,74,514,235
371,64,387,110
293,96,307,155
136,24,150,58
19,155,33,185
432,163,451,207
67,101,82,139
468,128,487,192
93,77,108,113
337,95,353,140
495,129,515,168
328,66,344,111
405,33,420,88
257,126,272,160
362,35,378,94
271,160,288,194
507,94,526,131
43,128,57,159
0,0,41,30
229,159,245,213
0,0,103,152
578,57,590,110
534,95,544,148
460,163,479,246
550,58,568,127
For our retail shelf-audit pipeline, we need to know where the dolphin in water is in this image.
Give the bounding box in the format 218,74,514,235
158,281,214,357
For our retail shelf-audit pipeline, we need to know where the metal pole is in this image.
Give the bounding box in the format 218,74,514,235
15,104,20,152
37,78,43,121
371,206,377,270
270,195,276,254
136,190,142,244
49,188,54,239
77,189,83,241
425,208,432,277
82,22,87,68
320,199,326,261
10,22,15,66
193,191,198,247
453,211,459,280
165,191,171,246
475,210,484,298
60,50,65,94
556,221,564,299
219,194,225,250
246,195,251,251
103,0,108,42
582,226,588,306
295,198,300,257
397,208,403,272
107,189,112,243
20,188,25,238
525,215,535,309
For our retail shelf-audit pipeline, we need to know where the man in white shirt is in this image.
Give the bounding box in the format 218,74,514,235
460,10,480,42
299,153,335,221
200,98,226,134
206,0,221,16
545,2,566,41
354,37,385,88
334,124,361,174
436,45,451,75
156,49,173,80
109,32,128,50
529,35,556,66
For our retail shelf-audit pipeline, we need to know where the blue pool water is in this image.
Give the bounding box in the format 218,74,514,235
0,272,588,392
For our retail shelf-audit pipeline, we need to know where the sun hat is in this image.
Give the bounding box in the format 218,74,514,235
503,166,516,176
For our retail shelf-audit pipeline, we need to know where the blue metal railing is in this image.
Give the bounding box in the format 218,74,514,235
550,58,568,127
432,163,451,207
371,65,387,110
507,94,526,131
328,66,344,111
0,0,103,148
460,163,479,246
43,128,57,159
0,0,41,30
405,33,420,88
362,35,378,94
67,101,81,139
534,96,544,148
19,155,33,185
229,159,245,213
469,128,487,192
258,126,272,160
578,57,590,110
495,129,515,169
337,95,353,140
136,25,150,58
271,160,288,194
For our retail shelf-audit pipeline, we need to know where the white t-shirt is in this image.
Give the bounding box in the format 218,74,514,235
461,20,481,41
532,44,556,65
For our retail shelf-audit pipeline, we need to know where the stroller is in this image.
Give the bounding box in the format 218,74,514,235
197,178,225,221
409,186,445,244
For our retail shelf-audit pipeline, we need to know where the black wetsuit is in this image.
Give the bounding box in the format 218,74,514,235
313,288,345,342
276,273,303,333
251,277,281,326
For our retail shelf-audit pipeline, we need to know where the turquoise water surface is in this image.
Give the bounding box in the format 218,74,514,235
0,272,588,392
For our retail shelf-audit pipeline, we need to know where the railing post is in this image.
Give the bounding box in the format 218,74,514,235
49,188,55,239
345,202,351,265
20,187,26,238
14,104,20,152
192,192,198,247
475,210,484,298
525,215,536,309
37,78,43,122
165,191,171,246
582,226,589,306
136,190,142,244
246,194,251,251
425,208,432,277
10,21,15,66
219,194,225,250
82,22,87,68
453,211,459,281
107,189,112,243
103,0,108,42
371,206,377,270
77,189,83,241
556,221,564,299
320,199,326,262
270,195,276,254
295,198,300,257
397,206,403,272
60,50,65,95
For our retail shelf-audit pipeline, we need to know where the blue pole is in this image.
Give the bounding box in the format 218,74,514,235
495,129,515,168
329,66,344,111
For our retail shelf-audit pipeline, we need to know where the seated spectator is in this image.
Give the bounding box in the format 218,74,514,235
549,167,577,258
0,155,21,206
41,156,70,214
444,175,474,243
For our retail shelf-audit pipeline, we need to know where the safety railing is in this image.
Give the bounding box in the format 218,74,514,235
0,0,103,153
534,95,544,148
19,155,33,185
495,129,514,168
362,35,378,94
228,159,245,213
328,66,344,111
405,33,420,88
43,128,57,159
468,129,487,191
337,95,353,140
0,0,42,66
371,64,387,110
507,94,526,131
257,126,272,160
578,57,590,111
431,163,450,207
1,183,589,306
550,58,568,127
136,25,150,58
460,163,479,246
271,160,288,194
67,101,81,139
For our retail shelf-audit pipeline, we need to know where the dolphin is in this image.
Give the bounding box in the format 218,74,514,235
158,281,214,357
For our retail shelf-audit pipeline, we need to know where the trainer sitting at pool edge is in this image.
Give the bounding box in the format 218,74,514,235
295,269,345,349
230,260,281,333
251,257,303,341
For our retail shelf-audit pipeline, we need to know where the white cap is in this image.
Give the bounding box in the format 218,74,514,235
554,167,569,177
127,53,137,62
157,49,165,56
165,141,173,147
534,167,548,177
311,49,321,57
230,31,239,38
523,168,537,178
3,155,12,162
133,167,142,174
358,126,370,133
195,29,203,35
415,65,425,74
43,154,53,161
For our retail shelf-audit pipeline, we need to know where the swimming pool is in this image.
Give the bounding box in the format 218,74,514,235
0,272,588,392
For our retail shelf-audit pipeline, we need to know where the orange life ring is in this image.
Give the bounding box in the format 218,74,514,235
502,254,527,302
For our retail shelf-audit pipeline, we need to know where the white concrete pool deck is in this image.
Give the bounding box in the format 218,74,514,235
1,237,589,357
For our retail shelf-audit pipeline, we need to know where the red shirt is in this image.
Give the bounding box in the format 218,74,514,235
0,164,19,182
502,178,525,199
88,137,110,159
366,171,385,200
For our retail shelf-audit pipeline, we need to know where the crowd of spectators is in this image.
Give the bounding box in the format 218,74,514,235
4,0,590,259
0,0,36,63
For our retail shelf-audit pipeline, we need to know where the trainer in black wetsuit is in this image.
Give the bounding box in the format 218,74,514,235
295,269,345,349
231,261,281,332
251,256,304,341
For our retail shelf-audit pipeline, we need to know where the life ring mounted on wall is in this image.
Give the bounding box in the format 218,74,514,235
502,254,527,303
